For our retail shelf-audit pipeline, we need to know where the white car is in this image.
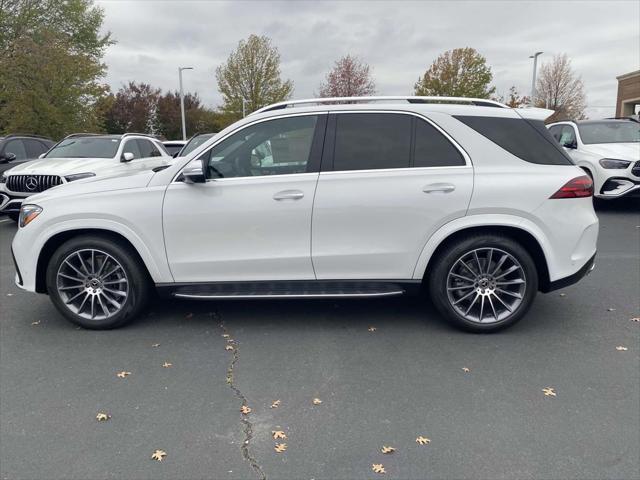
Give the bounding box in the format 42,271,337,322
0,133,172,220
11,96,599,332
547,119,640,199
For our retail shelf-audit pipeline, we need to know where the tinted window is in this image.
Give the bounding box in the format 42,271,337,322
3,139,28,160
24,139,49,158
455,116,573,165
137,139,162,157
558,125,576,146
577,121,640,144
163,143,183,156
122,139,142,159
204,116,318,179
333,113,411,171
414,119,465,167
46,137,120,159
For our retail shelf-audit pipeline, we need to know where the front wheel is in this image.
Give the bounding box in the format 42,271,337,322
46,235,151,329
429,235,538,332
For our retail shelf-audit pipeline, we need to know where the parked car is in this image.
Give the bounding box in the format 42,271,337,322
11,96,598,332
162,140,186,158
177,132,217,157
0,134,55,176
547,118,640,199
0,133,171,221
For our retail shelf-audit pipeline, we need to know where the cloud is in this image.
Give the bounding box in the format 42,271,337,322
98,0,639,117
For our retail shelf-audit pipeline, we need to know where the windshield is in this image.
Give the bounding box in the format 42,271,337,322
577,121,640,144
179,133,215,156
45,137,120,158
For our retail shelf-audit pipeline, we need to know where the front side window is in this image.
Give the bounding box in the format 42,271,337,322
558,125,577,146
333,113,411,171
577,121,640,144
122,139,142,159
136,139,161,158
46,137,120,159
3,139,28,160
24,139,49,158
203,116,319,179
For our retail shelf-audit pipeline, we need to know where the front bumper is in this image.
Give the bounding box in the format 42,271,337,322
596,177,640,199
0,189,27,214
545,252,596,292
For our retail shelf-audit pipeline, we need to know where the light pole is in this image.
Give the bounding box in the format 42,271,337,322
242,98,248,118
529,52,543,106
178,66,193,141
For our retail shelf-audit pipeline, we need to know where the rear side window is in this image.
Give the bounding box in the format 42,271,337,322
333,113,411,171
455,116,573,165
414,119,465,167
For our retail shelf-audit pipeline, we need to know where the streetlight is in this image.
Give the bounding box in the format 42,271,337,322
529,52,543,106
178,66,194,141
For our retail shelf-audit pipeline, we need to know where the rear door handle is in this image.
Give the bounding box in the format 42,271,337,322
273,190,304,200
423,183,456,194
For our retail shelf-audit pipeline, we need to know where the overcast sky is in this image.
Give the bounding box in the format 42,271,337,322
97,0,639,117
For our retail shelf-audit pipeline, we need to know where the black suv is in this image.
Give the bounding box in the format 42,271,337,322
0,134,55,176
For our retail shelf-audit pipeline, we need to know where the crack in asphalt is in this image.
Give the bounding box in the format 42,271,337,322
215,312,266,480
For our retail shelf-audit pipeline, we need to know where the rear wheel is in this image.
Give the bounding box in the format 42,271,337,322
429,235,538,332
46,235,151,329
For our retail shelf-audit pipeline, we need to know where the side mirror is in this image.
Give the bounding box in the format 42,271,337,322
121,152,135,162
182,159,206,183
1,152,17,163
562,139,577,149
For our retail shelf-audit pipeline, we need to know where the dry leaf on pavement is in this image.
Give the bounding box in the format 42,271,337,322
461,367,470,373
162,362,172,368
274,443,287,453
368,326,377,332
559,293,566,297
542,387,556,397
240,405,251,415
381,446,395,454
116,371,131,378
31,320,40,325
270,400,281,409
151,449,167,461
372,463,386,474
312,398,322,405
416,436,431,445
272,430,287,440
225,345,234,351
616,346,628,351
607,308,616,312
96,412,111,422
151,343,160,347
222,333,230,338
631,317,640,322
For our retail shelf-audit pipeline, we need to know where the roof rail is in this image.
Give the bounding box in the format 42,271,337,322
251,96,508,115
4,133,54,140
63,132,103,139
122,132,163,139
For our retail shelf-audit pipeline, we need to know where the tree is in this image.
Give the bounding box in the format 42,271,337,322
414,47,495,99
495,86,530,108
215,34,293,119
156,91,223,139
101,82,161,134
535,54,586,122
0,0,113,138
318,55,376,98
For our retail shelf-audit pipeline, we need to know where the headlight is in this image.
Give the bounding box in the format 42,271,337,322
19,204,43,228
599,158,632,169
65,172,96,182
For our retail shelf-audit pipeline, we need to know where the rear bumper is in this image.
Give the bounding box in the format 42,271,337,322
544,252,596,292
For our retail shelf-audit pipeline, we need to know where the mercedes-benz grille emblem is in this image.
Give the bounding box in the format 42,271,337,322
25,176,39,191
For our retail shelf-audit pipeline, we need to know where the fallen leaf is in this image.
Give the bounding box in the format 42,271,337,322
240,405,251,415
185,313,193,320
7,293,14,297
272,430,287,440
312,398,322,405
616,346,628,351
116,371,131,378
274,443,287,453
368,326,377,332
31,320,40,325
225,345,234,351
151,343,160,348
607,308,616,312
270,400,281,409
416,436,431,445
631,317,640,322
461,367,470,373
542,387,556,397
559,293,566,297
162,362,172,368
222,333,230,338
151,449,167,461
372,463,386,474
96,412,111,422
381,446,395,454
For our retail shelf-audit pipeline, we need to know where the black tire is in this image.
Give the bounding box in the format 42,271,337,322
7,211,19,222
428,234,538,333
46,235,151,329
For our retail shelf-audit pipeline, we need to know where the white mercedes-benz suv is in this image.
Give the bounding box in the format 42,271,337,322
0,133,172,220
547,118,640,199
11,96,599,332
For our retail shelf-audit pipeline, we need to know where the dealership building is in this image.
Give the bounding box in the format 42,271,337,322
616,70,640,117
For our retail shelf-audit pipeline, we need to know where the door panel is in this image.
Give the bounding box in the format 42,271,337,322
312,167,473,279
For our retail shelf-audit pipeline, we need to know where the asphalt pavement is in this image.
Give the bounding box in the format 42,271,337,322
1,200,639,480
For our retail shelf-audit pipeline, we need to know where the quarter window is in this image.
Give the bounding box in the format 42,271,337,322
203,115,319,179
414,119,465,167
137,139,162,157
333,113,411,171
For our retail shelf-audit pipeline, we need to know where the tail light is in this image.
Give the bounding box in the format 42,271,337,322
550,175,593,199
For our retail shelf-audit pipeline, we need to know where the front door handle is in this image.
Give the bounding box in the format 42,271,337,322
273,190,304,201
423,183,456,194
